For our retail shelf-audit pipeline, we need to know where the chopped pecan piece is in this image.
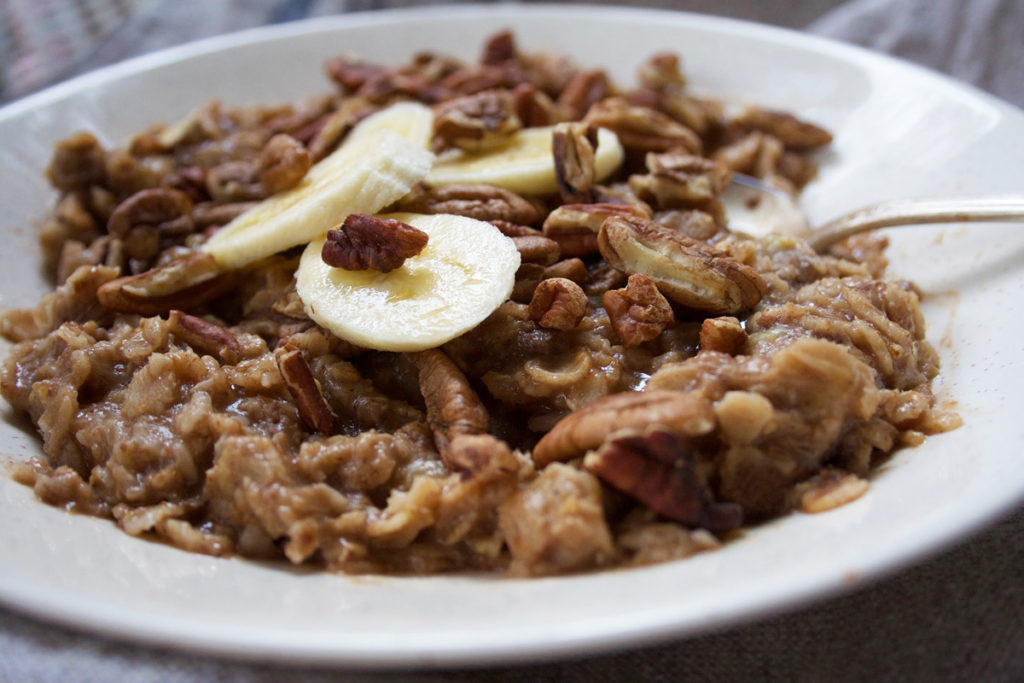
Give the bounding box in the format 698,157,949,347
46,131,107,192
275,344,337,435
552,122,599,203
411,348,490,459
481,30,517,65
511,235,560,265
398,184,541,224
584,97,701,154
532,390,716,466
259,134,311,194
321,213,428,273
96,252,232,315
489,220,541,238
107,188,194,239
557,69,611,121
734,106,833,149
597,214,766,314
325,57,384,92
167,309,241,364
528,278,588,330
433,90,522,151
206,160,266,202
543,257,587,284
543,202,649,258
603,273,675,347
629,151,732,209
637,53,686,91
584,428,742,532
192,201,258,229
511,83,560,127
441,63,528,97
699,316,747,355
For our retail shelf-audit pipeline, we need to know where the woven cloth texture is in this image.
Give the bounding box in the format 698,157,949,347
1,1,1022,680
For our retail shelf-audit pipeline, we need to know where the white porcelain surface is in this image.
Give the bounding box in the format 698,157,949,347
1,5,1023,668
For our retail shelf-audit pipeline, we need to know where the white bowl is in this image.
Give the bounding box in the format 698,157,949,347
1,5,1023,668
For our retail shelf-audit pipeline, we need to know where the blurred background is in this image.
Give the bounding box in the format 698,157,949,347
2,0,1022,107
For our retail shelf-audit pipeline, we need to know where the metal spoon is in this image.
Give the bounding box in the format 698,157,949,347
721,173,1024,252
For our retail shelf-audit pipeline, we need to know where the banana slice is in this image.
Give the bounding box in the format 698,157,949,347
202,104,434,269
344,101,434,150
425,126,623,195
296,212,520,352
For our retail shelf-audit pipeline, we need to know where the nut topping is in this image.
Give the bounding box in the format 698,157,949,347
552,122,599,203
734,106,833,149
107,188,194,239
628,151,732,209
543,202,649,258
321,213,428,273
584,97,701,154
275,344,337,435
398,184,541,224
511,234,561,265
167,309,241,364
556,69,611,121
529,278,588,330
597,214,766,315
96,252,232,315
412,348,490,459
699,316,748,355
433,90,522,151
584,428,743,532
259,134,311,194
603,273,675,347
533,390,716,466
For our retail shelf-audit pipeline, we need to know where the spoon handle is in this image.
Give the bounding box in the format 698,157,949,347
809,197,1024,252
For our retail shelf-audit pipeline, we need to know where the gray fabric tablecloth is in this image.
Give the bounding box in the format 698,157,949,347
2,1,1022,680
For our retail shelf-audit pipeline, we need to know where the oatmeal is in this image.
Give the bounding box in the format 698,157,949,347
0,31,959,576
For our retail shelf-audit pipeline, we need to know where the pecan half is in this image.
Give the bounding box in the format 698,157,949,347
529,278,588,330
584,428,742,532
628,151,732,209
398,184,541,224
511,235,561,265
552,122,599,203
542,202,648,258
532,390,716,466
411,348,490,459
167,309,241,364
557,69,611,121
603,273,675,347
96,252,232,315
434,90,522,151
107,188,194,239
511,83,560,127
275,344,337,435
259,134,311,194
734,106,833,149
699,316,747,355
321,213,428,273
584,97,701,154
597,214,766,314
